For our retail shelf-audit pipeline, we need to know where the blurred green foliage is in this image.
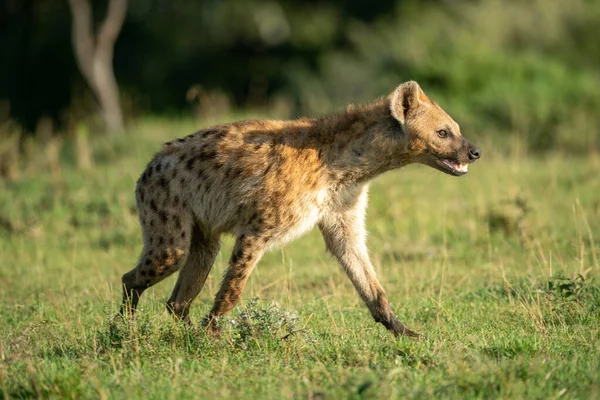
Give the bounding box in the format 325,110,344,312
1,0,599,152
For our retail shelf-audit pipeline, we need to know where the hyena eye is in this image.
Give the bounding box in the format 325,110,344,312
437,130,448,138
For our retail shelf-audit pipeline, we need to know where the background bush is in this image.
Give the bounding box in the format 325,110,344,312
1,0,599,152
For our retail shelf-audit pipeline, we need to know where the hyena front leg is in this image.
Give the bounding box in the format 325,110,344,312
166,226,221,324
318,199,420,338
204,234,265,330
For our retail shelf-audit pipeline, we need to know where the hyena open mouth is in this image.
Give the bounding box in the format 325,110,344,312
440,159,469,176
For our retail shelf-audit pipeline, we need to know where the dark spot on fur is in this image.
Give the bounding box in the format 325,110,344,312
178,154,186,163
156,163,162,173
249,212,261,224
159,211,168,223
173,195,180,206
180,177,186,186
181,231,186,238
147,166,154,178
159,177,168,188
144,259,151,266
149,219,155,227
174,216,182,229
270,197,282,209
148,270,157,277
214,131,226,140
236,204,244,216
232,248,244,264
169,237,175,246
188,152,213,169
178,138,186,143
186,157,195,171
158,236,164,245
229,167,242,179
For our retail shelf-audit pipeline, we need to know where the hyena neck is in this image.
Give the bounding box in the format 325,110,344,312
308,98,411,185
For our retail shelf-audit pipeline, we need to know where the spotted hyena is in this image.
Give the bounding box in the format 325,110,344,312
121,81,481,337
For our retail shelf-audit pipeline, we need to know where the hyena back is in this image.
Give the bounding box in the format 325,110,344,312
121,81,481,337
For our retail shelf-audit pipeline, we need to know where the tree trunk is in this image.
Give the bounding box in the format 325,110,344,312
68,0,127,133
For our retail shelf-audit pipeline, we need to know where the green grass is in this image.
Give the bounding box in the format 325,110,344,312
1,119,599,399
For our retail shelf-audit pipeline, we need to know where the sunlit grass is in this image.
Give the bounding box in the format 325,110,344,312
1,119,599,398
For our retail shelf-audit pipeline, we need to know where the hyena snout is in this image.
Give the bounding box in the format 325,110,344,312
468,144,481,161
429,137,482,176
457,137,481,163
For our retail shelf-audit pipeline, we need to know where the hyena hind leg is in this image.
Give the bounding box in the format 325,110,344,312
166,226,221,324
120,212,193,318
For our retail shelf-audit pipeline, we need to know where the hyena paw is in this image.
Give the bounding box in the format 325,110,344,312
201,315,223,337
380,316,421,339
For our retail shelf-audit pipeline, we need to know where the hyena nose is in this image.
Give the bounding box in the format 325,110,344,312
468,146,481,160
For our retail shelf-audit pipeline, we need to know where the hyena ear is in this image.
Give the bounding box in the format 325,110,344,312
390,81,430,124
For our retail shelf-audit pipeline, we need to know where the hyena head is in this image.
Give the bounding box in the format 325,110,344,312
390,81,481,176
